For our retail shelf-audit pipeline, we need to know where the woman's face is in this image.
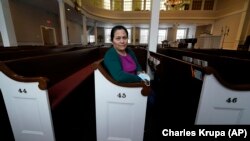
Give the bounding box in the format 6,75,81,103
112,29,128,52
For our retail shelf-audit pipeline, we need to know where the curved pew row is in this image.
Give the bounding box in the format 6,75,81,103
2,48,101,88
158,47,250,60
93,60,151,141
148,52,250,127
0,48,104,141
157,47,250,85
0,47,148,141
0,45,57,53
0,46,93,61
0,44,88,53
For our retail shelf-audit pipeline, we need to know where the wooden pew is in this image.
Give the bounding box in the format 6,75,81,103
2,48,101,87
0,65,55,141
158,47,250,60
0,45,56,53
148,52,204,126
0,46,149,141
157,47,250,85
0,48,102,141
148,51,250,127
0,48,146,141
94,60,151,141
0,46,91,61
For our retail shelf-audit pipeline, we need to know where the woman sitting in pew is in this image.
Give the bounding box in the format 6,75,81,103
104,25,149,83
104,25,155,132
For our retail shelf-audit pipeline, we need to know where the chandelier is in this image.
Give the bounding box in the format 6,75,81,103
164,0,191,9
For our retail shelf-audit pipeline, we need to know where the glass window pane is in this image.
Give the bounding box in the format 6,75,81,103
145,0,151,10
127,28,131,44
104,0,110,10
141,0,151,10
105,28,111,43
176,29,186,39
104,28,131,44
160,0,166,10
124,0,132,11
140,29,149,44
89,35,95,43
158,29,167,44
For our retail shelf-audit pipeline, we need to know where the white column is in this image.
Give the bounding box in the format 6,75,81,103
94,22,98,45
58,0,68,45
82,15,88,45
148,0,160,52
147,0,160,78
172,23,178,41
0,0,17,47
132,26,136,45
234,0,249,49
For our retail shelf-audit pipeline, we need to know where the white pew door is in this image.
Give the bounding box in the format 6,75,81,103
195,74,250,125
95,69,147,141
0,72,55,141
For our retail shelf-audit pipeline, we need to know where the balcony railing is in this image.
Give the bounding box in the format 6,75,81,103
80,0,215,11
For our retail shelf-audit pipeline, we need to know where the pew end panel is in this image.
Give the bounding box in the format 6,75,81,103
94,60,149,141
195,73,250,125
150,51,250,126
0,63,55,141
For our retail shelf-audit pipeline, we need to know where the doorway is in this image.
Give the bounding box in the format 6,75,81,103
41,26,57,46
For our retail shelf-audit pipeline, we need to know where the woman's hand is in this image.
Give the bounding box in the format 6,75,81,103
137,71,145,75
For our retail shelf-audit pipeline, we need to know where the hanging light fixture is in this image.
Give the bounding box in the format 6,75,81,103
165,0,182,7
164,0,191,9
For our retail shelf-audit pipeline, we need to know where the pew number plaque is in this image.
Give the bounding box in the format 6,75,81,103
117,93,126,98
226,97,237,103
18,88,27,94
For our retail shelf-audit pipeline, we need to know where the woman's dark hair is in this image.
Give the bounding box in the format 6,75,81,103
110,25,128,42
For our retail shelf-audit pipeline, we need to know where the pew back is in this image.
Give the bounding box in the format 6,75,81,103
3,48,100,87
148,51,250,126
157,47,250,85
0,46,89,61
149,52,204,125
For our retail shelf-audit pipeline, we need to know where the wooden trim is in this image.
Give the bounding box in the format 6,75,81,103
203,67,250,91
0,62,48,90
